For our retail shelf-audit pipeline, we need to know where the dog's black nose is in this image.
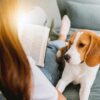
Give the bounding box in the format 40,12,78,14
64,54,71,61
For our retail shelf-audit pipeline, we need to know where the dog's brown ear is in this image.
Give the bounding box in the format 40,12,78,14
60,46,68,56
56,46,68,59
56,46,68,72
85,34,100,67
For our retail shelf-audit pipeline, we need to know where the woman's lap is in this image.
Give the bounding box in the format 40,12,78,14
40,40,65,86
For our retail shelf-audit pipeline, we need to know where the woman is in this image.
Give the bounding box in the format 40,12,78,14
0,0,32,100
0,0,68,100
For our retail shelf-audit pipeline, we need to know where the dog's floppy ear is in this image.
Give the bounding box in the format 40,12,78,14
56,46,68,72
56,46,68,59
85,34,100,67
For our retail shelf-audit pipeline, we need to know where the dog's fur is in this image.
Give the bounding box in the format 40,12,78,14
56,30,100,100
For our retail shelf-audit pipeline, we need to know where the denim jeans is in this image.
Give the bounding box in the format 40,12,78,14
40,40,65,86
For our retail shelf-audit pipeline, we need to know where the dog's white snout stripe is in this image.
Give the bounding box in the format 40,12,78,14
66,32,83,64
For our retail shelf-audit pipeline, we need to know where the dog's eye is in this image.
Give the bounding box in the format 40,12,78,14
79,43,85,48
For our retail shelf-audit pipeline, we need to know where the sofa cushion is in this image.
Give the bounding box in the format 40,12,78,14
57,0,100,31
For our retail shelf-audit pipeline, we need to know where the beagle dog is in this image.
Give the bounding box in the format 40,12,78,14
56,30,100,100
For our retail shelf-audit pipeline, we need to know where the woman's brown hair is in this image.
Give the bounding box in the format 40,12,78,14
0,0,32,100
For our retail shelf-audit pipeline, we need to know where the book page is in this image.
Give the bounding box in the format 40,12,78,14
19,24,50,67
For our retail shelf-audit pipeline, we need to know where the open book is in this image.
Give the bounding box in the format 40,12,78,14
19,24,50,67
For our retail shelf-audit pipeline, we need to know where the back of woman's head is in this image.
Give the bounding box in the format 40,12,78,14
0,0,32,100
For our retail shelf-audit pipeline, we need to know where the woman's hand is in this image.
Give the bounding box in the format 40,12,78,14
57,89,67,100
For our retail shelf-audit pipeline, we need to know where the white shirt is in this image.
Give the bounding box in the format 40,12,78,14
28,56,58,100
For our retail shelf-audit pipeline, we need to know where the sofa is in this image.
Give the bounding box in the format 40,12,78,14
1,0,100,100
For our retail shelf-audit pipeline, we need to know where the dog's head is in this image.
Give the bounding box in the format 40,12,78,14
59,30,100,67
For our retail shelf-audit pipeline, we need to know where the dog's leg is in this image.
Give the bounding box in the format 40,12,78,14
80,68,99,100
56,62,73,93
79,82,92,100
56,78,72,93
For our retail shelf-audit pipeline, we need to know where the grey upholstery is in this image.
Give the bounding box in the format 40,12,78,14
57,0,100,31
